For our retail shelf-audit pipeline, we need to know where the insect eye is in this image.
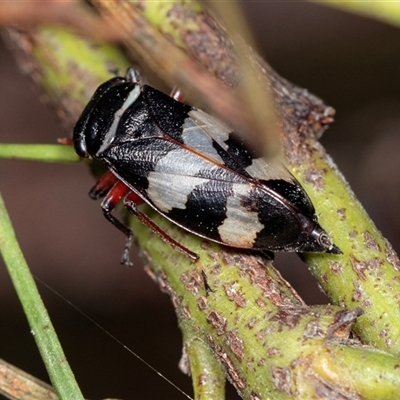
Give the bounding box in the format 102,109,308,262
73,136,88,158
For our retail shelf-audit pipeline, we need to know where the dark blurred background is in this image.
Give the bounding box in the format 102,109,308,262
1,2,400,399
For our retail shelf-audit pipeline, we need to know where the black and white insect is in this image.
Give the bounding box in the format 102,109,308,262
73,69,340,265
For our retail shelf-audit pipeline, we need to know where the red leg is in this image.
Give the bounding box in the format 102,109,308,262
123,197,199,262
170,86,185,102
89,170,119,200
126,190,145,204
57,137,73,145
101,181,134,266
101,180,199,265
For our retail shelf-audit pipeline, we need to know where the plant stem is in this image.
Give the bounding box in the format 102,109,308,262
0,192,84,400
0,144,79,162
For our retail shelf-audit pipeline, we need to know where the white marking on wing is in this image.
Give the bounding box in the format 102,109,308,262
147,148,215,212
188,110,294,183
147,172,207,212
182,117,224,163
218,183,263,247
186,109,231,150
245,158,293,181
151,147,218,176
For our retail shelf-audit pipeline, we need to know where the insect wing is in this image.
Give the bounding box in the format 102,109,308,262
182,109,316,217
143,86,313,215
143,85,297,190
102,131,303,250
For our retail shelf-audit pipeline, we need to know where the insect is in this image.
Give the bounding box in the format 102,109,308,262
73,69,340,265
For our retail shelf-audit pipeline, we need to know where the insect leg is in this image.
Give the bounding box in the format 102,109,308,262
125,68,141,84
101,180,135,267
123,196,199,263
89,170,119,200
170,86,184,102
57,137,73,146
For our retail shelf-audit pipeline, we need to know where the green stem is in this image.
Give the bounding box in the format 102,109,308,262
180,320,226,400
0,144,79,163
0,192,84,400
